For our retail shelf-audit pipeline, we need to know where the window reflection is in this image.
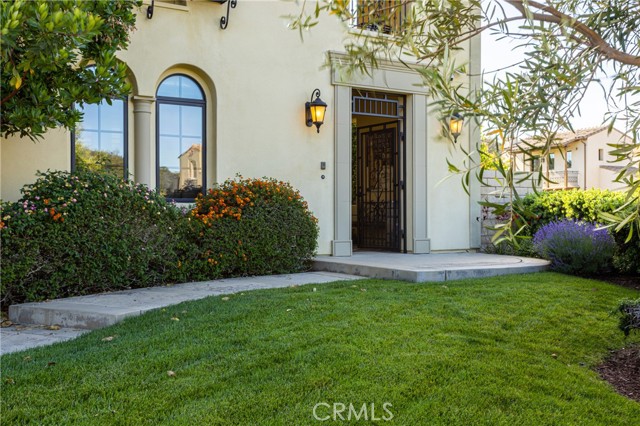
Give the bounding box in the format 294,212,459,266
157,75,205,200
75,98,126,179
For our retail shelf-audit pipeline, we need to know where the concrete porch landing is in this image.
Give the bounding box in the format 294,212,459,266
313,252,549,282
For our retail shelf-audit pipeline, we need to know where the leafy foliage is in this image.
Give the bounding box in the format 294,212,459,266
615,299,640,337
0,0,140,140
533,219,616,275
521,189,628,234
177,177,319,279
291,0,640,246
0,172,319,307
0,171,183,307
611,231,640,276
516,189,640,274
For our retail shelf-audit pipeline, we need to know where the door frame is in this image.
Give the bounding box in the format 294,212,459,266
352,91,407,252
330,61,432,257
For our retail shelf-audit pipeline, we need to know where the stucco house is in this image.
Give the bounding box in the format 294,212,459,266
0,0,482,256
513,127,633,191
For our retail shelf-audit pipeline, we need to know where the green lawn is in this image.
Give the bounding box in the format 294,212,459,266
1,272,639,425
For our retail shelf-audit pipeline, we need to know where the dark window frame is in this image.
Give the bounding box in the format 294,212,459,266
71,97,129,180
156,74,207,203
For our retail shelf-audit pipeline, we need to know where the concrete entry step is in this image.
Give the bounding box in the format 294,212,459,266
7,272,361,331
313,252,549,282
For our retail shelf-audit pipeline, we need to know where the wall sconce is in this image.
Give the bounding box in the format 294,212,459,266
211,0,237,29
306,89,327,133
449,113,464,143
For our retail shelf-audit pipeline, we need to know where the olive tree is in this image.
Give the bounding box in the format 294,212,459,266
291,0,640,243
1,0,140,141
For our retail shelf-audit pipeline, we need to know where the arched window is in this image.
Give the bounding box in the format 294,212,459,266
156,74,206,201
72,98,128,179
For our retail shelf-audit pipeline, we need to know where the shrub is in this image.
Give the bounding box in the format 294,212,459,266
516,189,639,275
1,172,320,307
185,176,319,278
1,171,183,307
521,189,627,235
615,299,640,337
532,219,616,276
612,238,640,275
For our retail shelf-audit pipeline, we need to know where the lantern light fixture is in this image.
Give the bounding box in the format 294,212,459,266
449,112,464,143
305,89,327,133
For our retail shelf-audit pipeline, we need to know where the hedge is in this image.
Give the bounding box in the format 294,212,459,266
520,189,639,275
1,172,319,308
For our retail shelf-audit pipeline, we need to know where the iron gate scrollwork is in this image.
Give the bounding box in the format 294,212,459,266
356,122,401,251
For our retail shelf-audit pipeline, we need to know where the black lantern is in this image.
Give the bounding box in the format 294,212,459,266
449,113,464,143
306,89,327,133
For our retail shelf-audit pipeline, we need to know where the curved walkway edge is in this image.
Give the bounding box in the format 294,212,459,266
1,272,360,355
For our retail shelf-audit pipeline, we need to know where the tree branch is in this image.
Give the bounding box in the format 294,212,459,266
504,0,640,66
1,71,27,105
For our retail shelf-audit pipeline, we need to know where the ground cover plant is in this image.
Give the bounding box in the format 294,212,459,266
1,273,639,425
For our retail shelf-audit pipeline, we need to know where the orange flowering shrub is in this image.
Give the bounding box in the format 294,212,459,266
2,172,319,306
193,177,310,223
179,177,319,278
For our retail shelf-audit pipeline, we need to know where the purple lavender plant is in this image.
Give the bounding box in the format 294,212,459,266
533,219,616,275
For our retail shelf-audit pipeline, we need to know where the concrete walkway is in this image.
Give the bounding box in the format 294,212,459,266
1,272,360,355
314,251,549,282
1,252,549,356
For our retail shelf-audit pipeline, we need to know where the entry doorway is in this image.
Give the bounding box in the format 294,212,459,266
352,91,406,252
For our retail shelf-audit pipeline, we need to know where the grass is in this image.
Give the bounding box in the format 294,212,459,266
1,272,639,425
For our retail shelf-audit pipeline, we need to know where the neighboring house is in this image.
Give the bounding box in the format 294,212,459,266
513,127,633,191
0,0,482,256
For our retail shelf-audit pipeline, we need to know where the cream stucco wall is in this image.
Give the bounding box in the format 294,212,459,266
1,1,482,255
581,128,630,191
1,129,70,201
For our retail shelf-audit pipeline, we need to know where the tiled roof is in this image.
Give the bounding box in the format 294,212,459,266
517,126,608,149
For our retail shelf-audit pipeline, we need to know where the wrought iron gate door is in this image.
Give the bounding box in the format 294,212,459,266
356,123,401,251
